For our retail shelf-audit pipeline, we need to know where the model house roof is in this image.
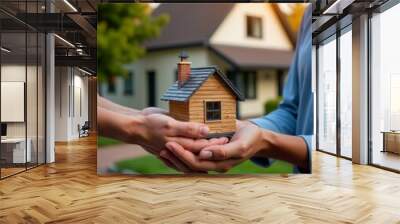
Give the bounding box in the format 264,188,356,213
161,66,244,102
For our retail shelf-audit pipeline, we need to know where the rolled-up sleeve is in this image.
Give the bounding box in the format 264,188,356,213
297,135,312,173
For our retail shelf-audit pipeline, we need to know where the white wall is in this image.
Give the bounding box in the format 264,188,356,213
239,71,278,118
55,67,89,141
210,3,292,50
1,64,46,164
55,67,69,141
1,65,28,138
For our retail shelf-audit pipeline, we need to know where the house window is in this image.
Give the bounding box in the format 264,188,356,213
226,71,257,99
124,71,134,95
246,16,263,39
107,76,116,94
147,70,157,107
205,101,221,121
243,72,257,99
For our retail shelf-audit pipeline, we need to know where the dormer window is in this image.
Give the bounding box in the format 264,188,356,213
246,16,263,39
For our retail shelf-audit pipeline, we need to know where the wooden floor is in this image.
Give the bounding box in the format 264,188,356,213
1,167,26,178
1,136,400,224
372,150,400,171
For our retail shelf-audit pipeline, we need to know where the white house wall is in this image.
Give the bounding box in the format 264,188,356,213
210,3,292,50
207,51,279,118
102,47,209,111
241,71,278,118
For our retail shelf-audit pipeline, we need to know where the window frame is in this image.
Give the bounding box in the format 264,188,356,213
123,71,134,96
368,2,400,173
107,76,116,94
314,0,400,173
315,24,353,161
246,15,263,39
204,101,222,122
0,4,47,179
243,71,257,99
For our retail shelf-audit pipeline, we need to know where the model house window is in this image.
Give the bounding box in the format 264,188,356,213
108,76,116,94
124,71,134,95
246,16,263,39
205,101,221,121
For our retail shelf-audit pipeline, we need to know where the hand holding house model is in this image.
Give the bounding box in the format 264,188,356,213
161,52,244,138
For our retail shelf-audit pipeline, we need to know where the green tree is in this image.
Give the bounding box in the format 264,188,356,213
97,4,169,81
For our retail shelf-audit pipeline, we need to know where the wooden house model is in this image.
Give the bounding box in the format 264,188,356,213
161,52,244,137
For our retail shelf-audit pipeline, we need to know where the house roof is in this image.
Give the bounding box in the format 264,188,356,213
161,66,244,102
271,4,297,47
147,3,294,69
209,44,293,69
146,3,234,50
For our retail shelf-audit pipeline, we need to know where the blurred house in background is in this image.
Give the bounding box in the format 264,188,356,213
100,3,297,118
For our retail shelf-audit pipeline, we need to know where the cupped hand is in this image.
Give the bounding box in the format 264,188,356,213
136,113,228,173
164,120,269,173
138,113,228,152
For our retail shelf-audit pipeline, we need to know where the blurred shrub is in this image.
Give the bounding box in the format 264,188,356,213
264,96,283,115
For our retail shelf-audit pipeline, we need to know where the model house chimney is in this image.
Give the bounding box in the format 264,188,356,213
177,51,191,87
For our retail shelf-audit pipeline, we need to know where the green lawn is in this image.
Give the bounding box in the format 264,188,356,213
98,136,121,147
114,154,294,174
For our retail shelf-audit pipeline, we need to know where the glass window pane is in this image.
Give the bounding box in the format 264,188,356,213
124,71,134,95
318,37,337,154
27,30,38,168
1,30,28,177
340,30,352,158
371,4,400,171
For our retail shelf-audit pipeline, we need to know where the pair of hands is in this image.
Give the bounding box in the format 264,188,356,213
137,109,268,173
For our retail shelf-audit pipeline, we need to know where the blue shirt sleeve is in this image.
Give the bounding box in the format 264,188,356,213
249,7,312,173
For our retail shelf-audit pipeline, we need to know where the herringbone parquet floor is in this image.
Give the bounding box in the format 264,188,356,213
1,135,400,224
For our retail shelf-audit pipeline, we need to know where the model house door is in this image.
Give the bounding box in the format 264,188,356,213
147,71,156,107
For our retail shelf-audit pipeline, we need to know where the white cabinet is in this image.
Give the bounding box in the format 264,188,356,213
1,138,32,163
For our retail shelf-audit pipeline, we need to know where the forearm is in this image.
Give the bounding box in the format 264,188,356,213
97,95,141,116
257,130,309,170
98,107,145,144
